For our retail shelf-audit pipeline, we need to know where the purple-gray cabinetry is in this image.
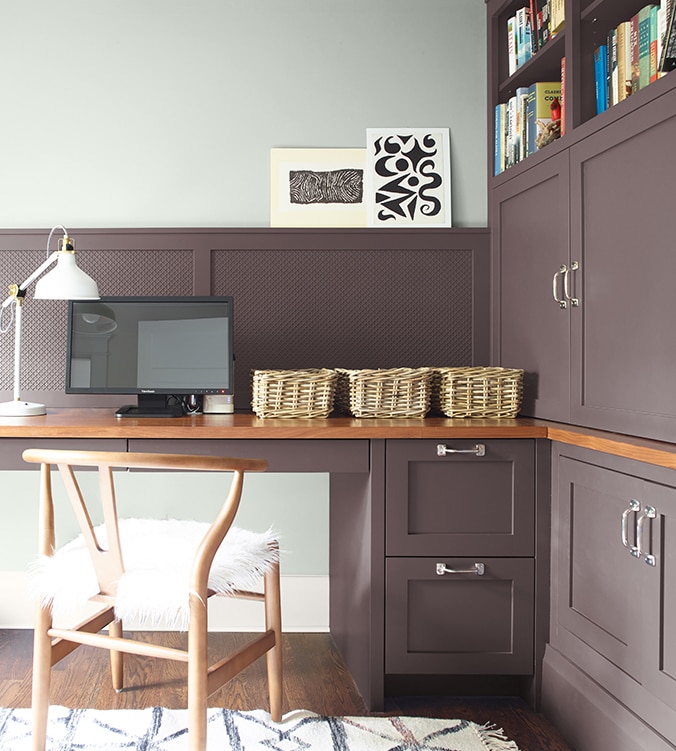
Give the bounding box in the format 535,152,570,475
543,443,676,751
384,440,536,678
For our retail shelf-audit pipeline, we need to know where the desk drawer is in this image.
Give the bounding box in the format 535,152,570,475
386,439,535,557
0,438,128,470
385,556,534,675
129,438,370,473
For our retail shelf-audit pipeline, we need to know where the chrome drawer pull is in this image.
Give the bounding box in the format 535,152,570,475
436,562,485,576
636,505,657,567
564,260,580,307
621,499,640,552
552,265,567,308
437,443,486,457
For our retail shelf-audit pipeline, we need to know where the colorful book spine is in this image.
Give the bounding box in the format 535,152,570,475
516,7,532,69
616,22,631,101
550,0,565,35
650,5,659,81
507,16,517,76
560,56,566,136
639,5,658,90
594,44,609,114
516,86,529,162
631,13,641,92
495,104,503,175
608,27,618,106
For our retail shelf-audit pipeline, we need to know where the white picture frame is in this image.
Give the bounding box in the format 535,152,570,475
366,128,452,227
270,148,367,227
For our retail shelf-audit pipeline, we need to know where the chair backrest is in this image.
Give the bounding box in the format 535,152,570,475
22,449,268,598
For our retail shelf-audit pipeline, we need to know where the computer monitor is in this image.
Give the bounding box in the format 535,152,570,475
66,296,234,417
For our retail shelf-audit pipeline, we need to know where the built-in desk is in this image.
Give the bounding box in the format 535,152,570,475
3,409,676,710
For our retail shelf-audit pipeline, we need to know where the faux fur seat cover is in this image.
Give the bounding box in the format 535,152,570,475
29,519,279,630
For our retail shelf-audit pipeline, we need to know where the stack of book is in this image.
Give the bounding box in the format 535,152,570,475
506,2,556,76
494,82,562,175
594,1,675,115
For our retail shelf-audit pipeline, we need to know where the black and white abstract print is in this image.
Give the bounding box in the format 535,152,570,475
367,128,451,227
289,168,363,205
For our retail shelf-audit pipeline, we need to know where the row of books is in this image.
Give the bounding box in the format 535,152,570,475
494,81,562,175
507,0,565,76
594,1,676,114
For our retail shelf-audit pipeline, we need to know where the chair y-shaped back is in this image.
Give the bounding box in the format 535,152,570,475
23,448,282,751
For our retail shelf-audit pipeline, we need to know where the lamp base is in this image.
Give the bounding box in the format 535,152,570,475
0,400,47,417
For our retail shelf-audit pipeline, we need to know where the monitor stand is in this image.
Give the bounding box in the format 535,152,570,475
115,394,183,418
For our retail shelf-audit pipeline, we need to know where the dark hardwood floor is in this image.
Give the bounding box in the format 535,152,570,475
0,630,573,750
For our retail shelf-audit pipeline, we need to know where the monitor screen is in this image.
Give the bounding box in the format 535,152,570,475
66,296,234,417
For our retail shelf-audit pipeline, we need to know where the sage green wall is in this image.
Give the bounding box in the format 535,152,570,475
0,1,486,609
0,0,486,228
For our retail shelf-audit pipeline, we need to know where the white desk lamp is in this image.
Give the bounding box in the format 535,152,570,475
0,225,100,417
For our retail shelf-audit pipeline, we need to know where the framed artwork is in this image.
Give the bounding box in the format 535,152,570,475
270,148,367,227
366,128,452,227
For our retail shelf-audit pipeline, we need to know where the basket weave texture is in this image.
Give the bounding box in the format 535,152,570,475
251,369,337,418
335,367,433,418
435,366,524,418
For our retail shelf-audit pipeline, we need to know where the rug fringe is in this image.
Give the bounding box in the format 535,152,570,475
476,722,522,751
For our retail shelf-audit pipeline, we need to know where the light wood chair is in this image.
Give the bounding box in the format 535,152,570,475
23,448,283,751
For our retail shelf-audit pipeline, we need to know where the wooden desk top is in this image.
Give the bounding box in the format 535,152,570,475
1,409,676,470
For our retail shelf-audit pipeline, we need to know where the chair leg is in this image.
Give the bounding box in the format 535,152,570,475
109,618,124,691
188,593,209,751
31,605,53,751
264,559,283,722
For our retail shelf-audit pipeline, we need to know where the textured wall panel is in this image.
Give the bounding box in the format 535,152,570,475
212,248,473,409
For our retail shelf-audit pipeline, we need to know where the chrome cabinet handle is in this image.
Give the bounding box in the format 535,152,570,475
437,443,486,457
636,505,657,567
552,265,567,308
436,562,485,576
564,260,580,307
621,499,640,552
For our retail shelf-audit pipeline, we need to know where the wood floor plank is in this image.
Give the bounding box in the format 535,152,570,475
0,630,572,751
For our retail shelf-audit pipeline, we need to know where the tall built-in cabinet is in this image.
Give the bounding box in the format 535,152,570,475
488,0,676,749
489,0,676,444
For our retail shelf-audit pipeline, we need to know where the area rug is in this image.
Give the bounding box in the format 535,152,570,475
0,706,521,751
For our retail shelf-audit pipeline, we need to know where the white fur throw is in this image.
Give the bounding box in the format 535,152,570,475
29,519,279,630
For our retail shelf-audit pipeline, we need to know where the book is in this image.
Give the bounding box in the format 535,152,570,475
529,0,540,54
594,44,609,114
516,86,530,161
560,56,566,136
639,5,658,90
550,0,565,35
631,12,641,92
660,0,676,70
616,21,632,102
539,1,550,48
650,5,659,82
516,7,532,68
608,27,618,106
658,0,673,70
494,104,504,175
507,16,518,76
526,81,562,153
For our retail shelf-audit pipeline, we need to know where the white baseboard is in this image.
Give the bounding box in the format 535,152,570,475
0,572,329,632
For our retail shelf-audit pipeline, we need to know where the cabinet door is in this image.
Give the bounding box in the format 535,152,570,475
492,153,570,421
386,439,534,557
554,454,646,677
385,556,534,674
569,91,676,442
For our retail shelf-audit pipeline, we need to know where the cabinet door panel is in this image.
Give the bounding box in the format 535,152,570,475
492,153,570,421
570,93,676,442
386,439,534,557
385,556,534,674
555,455,646,677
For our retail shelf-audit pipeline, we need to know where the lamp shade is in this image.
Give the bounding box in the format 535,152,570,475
33,251,100,300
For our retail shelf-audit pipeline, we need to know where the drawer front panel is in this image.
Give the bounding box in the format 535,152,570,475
385,556,534,674
386,439,535,556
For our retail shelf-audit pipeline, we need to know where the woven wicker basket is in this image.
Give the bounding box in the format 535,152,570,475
251,369,337,418
335,367,433,418
435,366,524,418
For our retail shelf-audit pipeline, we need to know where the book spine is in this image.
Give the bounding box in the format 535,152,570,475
529,0,539,54
550,0,565,35
594,46,605,114
617,22,629,101
516,7,531,68
507,16,517,76
516,86,529,163
631,13,641,92
639,5,655,90
540,1,550,47
560,56,566,136
660,0,676,71
650,5,659,81
494,104,502,176
608,27,618,106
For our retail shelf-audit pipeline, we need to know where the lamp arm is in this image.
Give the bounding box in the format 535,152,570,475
2,251,60,309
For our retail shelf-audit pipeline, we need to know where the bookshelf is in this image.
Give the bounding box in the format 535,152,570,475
488,0,676,178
